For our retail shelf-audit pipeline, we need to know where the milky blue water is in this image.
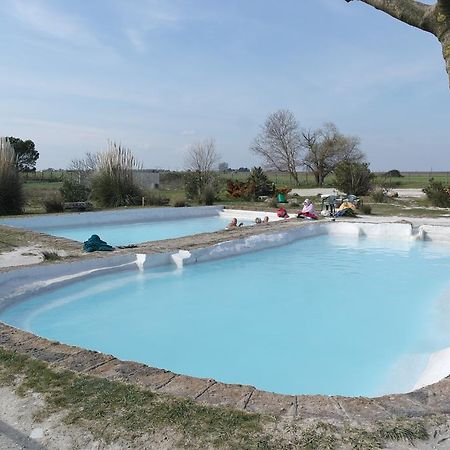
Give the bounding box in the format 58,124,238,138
2,234,450,397
37,216,249,246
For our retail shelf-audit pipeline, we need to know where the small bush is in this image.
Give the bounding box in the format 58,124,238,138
41,250,61,261
44,197,64,213
60,178,91,202
268,197,278,208
371,188,387,203
144,192,170,206
423,178,450,207
91,141,143,207
172,198,189,207
384,169,403,178
201,186,216,205
0,138,24,215
334,161,374,196
359,204,372,215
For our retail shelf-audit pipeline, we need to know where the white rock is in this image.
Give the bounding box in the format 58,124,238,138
30,428,45,439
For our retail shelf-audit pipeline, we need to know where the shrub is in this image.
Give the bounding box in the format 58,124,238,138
171,196,189,207
334,161,374,196
41,250,61,261
173,199,189,207
268,197,278,208
0,137,24,215
359,204,372,215
91,142,143,207
384,169,403,178
201,186,216,205
44,197,64,213
371,188,387,203
423,178,450,207
144,192,170,206
226,179,252,199
247,167,274,197
60,178,91,202
225,167,275,201
185,171,220,203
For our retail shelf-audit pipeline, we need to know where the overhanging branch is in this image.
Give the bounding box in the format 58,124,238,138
345,0,436,34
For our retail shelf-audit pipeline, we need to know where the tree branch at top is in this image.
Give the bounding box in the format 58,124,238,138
345,0,436,33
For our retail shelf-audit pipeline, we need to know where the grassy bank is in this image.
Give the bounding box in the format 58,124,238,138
0,348,437,449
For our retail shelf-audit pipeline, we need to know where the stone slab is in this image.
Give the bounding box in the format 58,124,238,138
336,397,392,422
196,382,254,408
0,324,35,346
156,374,214,399
296,395,346,420
53,348,115,373
87,359,148,381
418,379,450,413
374,393,431,417
244,390,296,416
125,365,176,390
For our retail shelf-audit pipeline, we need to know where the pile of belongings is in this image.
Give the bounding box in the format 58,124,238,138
83,234,114,252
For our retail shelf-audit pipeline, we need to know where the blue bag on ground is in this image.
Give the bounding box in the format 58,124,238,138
83,234,114,252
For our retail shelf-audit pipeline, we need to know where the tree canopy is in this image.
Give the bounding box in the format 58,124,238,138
7,137,39,172
250,110,302,186
302,123,364,187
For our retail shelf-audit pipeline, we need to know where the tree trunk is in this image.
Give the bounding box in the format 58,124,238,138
314,172,321,186
436,2,450,85
346,0,450,88
293,171,300,187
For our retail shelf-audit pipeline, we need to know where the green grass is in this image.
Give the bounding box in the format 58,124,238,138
22,181,63,213
0,348,268,449
221,171,450,189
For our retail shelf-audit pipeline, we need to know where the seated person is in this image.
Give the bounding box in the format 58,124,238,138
335,200,357,217
276,206,289,218
263,216,269,224
297,199,318,220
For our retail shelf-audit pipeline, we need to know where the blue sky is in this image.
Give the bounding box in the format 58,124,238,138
0,0,448,171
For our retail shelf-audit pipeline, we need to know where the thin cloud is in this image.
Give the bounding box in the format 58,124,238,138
7,0,103,48
181,130,196,137
8,117,107,138
113,0,182,52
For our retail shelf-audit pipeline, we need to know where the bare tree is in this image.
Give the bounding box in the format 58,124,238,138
69,152,100,183
251,110,302,186
302,123,364,187
345,0,450,88
185,138,221,202
186,138,220,174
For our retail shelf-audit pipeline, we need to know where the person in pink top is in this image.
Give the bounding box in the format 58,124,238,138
297,199,318,220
